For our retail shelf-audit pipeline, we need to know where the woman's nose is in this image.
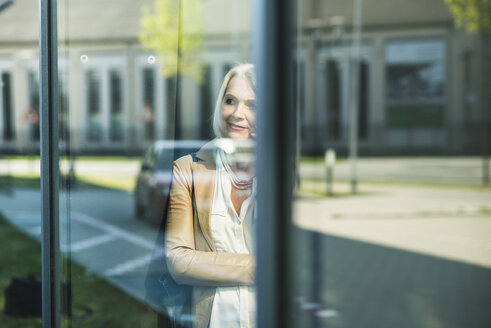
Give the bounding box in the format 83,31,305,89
232,102,247,118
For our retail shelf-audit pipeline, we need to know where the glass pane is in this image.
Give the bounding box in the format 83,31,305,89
57,0,255,327
85,69,102,142
27,69,40,142
199,64,213,139
0,3,42,327
325,59,341,140
293,1,491,328
59,68,69,141
385,39,445,129
1,72,15,140
142,67,155,141
109,69,124,142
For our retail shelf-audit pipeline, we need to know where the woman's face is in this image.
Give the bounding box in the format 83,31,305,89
221,75,256,139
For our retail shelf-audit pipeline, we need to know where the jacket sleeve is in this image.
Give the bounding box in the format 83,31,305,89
165,156,256,287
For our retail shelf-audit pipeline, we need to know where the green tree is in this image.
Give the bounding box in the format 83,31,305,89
445,0,491,184
140,0,205,81
445,0,491,33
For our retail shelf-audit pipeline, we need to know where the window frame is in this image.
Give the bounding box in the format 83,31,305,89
39,0,61,327
254,0,295,327
80,53,127,147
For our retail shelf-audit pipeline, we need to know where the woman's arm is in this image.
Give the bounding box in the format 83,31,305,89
165,156,255,287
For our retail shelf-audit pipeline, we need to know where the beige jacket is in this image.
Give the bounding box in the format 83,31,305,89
165,143,256,328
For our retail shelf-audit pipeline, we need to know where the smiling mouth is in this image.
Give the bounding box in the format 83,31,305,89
228,122,247,131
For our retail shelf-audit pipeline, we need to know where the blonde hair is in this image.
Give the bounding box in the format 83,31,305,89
212,63,256,137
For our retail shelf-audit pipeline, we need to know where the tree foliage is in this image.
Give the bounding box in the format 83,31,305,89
445,0,491,33
140,0,205,80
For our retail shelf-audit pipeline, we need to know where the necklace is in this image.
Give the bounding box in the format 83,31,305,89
215,138,256,189
217,149,254,189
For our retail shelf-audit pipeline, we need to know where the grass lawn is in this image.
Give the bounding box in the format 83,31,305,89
303,178,491,191
0,156,140,162
300,156,346,164
295,187,376,198
0,174,135,193
74,174,136,192
0,213,164,328
0,175,40,189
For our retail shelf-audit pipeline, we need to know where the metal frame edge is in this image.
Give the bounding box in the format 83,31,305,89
39,0,60,327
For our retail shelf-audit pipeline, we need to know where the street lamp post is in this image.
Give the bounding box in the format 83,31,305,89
349,0,363,194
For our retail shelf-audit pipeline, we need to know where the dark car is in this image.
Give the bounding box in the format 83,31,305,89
134,140,206,225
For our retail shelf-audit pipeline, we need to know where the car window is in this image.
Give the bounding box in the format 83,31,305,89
157,148,174,171
174,147,199,160
156,146,202,171
142,146,154,168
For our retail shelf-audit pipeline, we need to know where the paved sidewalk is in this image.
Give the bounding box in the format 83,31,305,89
294,181,491,268
300,157,488,185
0,187,167,314
293,181,491,328
0,158,140,177
2,163,491,327
1,156,489,185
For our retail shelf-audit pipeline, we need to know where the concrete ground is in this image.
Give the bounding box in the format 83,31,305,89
1,157,491,327
295,181,491,268
300,157,489,185
291,177,491,328
1,156,488,185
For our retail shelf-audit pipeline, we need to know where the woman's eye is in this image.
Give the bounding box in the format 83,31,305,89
248,102,256,111
224,97,235,105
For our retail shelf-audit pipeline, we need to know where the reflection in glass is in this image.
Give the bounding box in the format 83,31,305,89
200,64,213,139
5,0,256,326
0,3,42,327
165,64,257,328
27,70,40,141
85,70,102,142
142,67,155,141
386,40,445,101
293,2,491,328
58,70,69,141
358,60,368,139
1,72,14,140
109,69,123,142
325,59,341,140
165,76,177,140
385,39,445,128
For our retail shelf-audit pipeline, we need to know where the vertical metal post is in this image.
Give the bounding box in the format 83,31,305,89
311,232,321,328
349,0,363,194
254,0,295,327
481,33,490,185
39,0,60,327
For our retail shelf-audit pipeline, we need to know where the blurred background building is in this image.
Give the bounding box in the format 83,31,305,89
0,0,488,155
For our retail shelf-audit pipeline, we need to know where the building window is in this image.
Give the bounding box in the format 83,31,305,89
325,59,341,140
165,75,177,139
82,55,126,145
200,64,213,139
358,60,369,139
109,69,123,142
1,72,15,140
142,67,155,141
86,69,102,142
58,69,69,141
385,39,446,128
27,70,40,141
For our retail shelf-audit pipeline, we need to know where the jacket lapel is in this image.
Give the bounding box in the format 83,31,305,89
192,143,217,252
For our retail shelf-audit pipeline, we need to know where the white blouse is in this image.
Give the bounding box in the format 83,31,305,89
209,154,256,328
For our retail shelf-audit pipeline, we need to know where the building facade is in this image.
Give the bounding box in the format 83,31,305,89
0,0,488,155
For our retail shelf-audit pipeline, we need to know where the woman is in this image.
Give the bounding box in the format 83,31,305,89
165,63,257,328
